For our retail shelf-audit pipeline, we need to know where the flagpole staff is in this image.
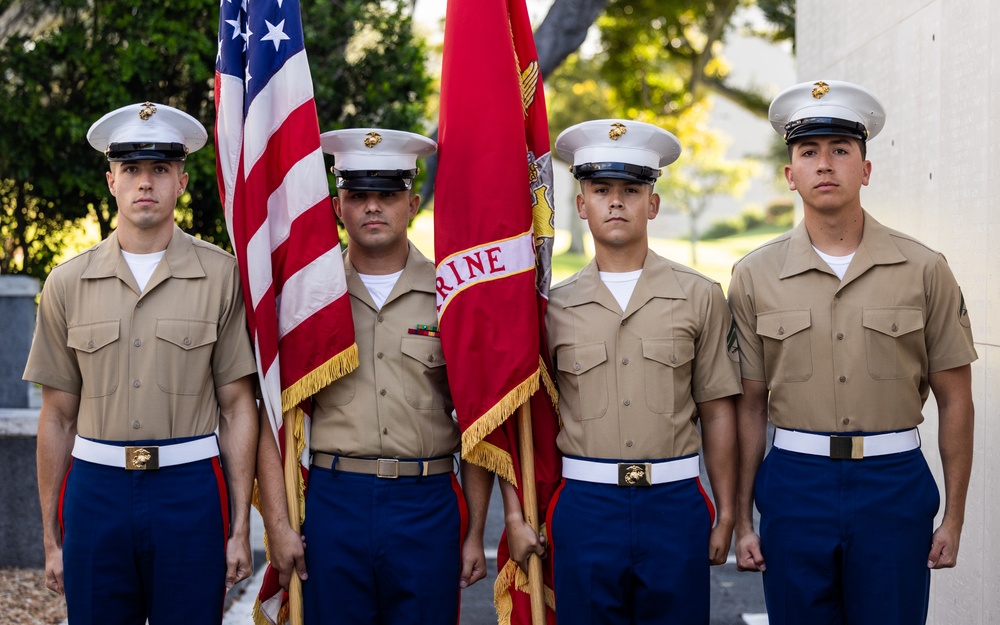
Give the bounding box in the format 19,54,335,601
283,408,305,625
517,401,547,625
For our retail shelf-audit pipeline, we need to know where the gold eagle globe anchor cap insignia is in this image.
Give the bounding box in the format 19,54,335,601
769,79,886,144
555,118,681,184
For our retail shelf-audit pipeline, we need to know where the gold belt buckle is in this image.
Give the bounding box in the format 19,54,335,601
125,446,159,470
829,436,864,460
376,458,399,479
617,462,652,487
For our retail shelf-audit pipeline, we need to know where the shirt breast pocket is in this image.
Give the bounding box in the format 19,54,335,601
400,336,447,410
556,342,609,421
642,338,695,414
67,320,120,398
862,307,925,380
756,309,812,383
156,319,218,395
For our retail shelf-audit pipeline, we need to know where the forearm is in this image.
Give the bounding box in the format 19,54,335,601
217,378,259,537
255,404,295,533
735,379,769,532
933,366,974,528
699,396,738,529
460,461,494,542
36,414,76,549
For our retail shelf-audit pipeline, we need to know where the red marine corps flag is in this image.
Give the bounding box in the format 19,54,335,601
216,1,358,623
436,0,561,623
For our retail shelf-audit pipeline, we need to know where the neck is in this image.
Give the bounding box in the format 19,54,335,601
803,206,864,256
117,225,173,254
593,242,647,273
348,242,409,275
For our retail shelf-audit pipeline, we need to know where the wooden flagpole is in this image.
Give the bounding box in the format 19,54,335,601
283,409,304,625
516,401,546,625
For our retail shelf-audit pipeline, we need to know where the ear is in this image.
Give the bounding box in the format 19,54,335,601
178,171,189,196
647,190,660,220
106,169,116,195
332,195,343,220
408,193,421,219
575,193,587,220
861,160,872,187
784,164,796,191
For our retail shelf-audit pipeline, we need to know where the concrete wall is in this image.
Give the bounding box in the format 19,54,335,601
797,2,998,622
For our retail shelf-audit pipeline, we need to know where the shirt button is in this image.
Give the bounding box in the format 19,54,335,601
380,388,387,396
777,327,785,335
573,363,581,371
625,440,633,447
136,301,144,308
891,323,898,332
133,379,141,388
670,355,678,364
623,399,631,406
622,358,629,365
428,354,435,362
620,319,627,326
134,339,142,347
839,376,847,383
132,421,141,429
377,316,384,323
834,293,842,299
87,341,95,349
836,333,844,340
377,352,384,359
183,337,192,346
383,428,388,435
842,418,851,425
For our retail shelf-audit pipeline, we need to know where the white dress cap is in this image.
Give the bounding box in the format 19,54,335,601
769,80,886,143
555,119,682,184
87,101,207,160
320,128,437,191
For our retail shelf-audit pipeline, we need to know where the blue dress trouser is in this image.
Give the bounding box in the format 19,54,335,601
756,447,940,625
60,436,230,625
301,465,466,625
548,470,714,625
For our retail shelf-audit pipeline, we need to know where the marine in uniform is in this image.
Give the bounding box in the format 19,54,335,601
24,102,260,624
506,119,742,624
254,128,492,624
728,80,977,624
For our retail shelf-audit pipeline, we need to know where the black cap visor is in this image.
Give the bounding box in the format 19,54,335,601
106,142,188,162
334,168,418,192
784,117,868,144
571,162,660,184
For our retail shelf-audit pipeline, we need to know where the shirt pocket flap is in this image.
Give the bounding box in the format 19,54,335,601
557,342,607,376
862,307,924,337
401,335,446,369
756,309,811,341
155,319,218,350
642,338,695,368
67,320,120,353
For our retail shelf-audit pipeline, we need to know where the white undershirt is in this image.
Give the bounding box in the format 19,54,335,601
813,246,855,280
599,269,642,312
358,270,403,309
121,250,165,292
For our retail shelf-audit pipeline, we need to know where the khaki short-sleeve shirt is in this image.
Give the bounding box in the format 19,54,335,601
23,227,257,440
547,250,742,460
309,243,459,459
728,212,977,432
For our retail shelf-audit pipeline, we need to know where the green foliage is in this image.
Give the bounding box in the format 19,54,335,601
702,205,786,240
0,0,430,278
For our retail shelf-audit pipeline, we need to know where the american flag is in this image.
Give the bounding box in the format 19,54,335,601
215,1,357,623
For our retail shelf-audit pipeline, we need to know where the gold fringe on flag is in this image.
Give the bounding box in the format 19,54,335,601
466,439,516,487
461,369,538,464
280,343,359,412
493,540,556,625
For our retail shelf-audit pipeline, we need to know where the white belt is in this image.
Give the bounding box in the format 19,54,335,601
71,435,219,470
773,428,920,460
562,456,700,487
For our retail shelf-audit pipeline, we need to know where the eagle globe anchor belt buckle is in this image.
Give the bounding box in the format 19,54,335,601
125,446,160,470
618,462,653,487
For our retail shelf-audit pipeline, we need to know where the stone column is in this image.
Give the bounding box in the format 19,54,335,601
0,274,43,567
